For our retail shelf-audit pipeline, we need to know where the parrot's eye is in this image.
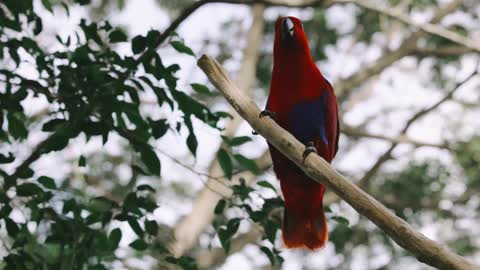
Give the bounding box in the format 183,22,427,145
281,17,295,40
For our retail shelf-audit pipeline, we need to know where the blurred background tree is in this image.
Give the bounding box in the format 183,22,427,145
0,0,479,269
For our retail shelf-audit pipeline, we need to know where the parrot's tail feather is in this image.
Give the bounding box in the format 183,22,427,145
282,204,328,250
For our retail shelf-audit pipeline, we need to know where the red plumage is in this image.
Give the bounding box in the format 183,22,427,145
266,16,339,250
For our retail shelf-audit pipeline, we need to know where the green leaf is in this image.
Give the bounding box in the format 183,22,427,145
123,192,142,216
257,180,276,192
62,198,77,214
145,30,160,49
215,111,233,119
264,219,278,244
165,256,198,270
16,183,43,196
136,144,161,176
33,16,42,35
150,119,169,139
0,205,12,219
8,113,28,140
109,228,122,250
5,218,19,237
217,149,232,179
145,219,158,235
0,153,15,164
226,218,241,235
90,264,107,270
109,29,128,43
170,40,195,56
260,246,275,266
41,0,53,12
229,136,252,146
186,132,198,157
217,228,231,253
128,218,144,236
38,176,56,189
78,155,86,167
217,218,242,254
76,0,91,5
231,184,254,201
190,83,211,95
137,184,155,192
331,215,349,226
214,199,227,215
17,167,34,179
129,239,148,250
42,119,66,132
132,35,146,54
233,154,260,175
89,197,116,212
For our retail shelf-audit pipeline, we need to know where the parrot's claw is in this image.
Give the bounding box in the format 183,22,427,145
259,110,276,119
302,142,317,162
253,110,276,135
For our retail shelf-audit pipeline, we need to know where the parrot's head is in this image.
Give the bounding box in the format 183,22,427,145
274,16,311,56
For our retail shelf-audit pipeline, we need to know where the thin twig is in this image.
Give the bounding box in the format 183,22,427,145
343,0,480,53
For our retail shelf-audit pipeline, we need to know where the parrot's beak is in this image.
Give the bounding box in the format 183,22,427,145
281,17,295,40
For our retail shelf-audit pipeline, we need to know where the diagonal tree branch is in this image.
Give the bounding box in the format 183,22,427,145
197,54,478,270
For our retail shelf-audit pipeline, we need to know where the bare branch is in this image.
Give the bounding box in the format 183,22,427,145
334,0,465,99
197,54,478,270
413,45,475,57
342,125,450,149
343,0,480,53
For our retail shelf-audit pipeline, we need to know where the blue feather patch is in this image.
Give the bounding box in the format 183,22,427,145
290,92,329,145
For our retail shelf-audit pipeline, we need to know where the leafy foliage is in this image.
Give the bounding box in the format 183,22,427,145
0,0,228,268
456,136,480,188
372,161,449,217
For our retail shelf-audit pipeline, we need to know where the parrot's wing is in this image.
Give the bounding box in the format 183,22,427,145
324,78,340,159
290,91,329,146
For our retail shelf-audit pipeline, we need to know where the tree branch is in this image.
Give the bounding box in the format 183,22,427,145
7,134,56,181
343,0,480,54
334,0,465,100
342,125,450,149
413,45,475,57
197,54,478,270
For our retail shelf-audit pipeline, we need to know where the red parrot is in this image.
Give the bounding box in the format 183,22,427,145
261,16,339,250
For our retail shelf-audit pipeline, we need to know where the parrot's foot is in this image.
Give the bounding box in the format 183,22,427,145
259,110,276,119
303,142,317,162
253,110,276,135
